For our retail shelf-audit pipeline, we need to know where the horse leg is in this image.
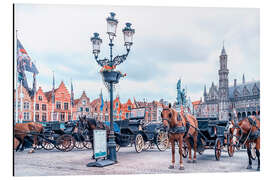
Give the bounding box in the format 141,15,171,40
246,142,252,169
29,135,37,153
15,137,22,152
91,140,95,159
179,135,184,170
20,136,26,151
256,138,260,171
184,135,192,163
193,132,198,163
168,137,175,169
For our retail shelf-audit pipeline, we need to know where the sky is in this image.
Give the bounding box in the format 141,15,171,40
14,4,260,103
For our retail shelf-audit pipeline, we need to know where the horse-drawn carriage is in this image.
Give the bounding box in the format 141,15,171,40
114,107,169,153
41,120,93,151
187,117,235,160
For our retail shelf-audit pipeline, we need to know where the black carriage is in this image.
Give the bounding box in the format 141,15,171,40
192,118,234,160
114,107,169,153
40,121,76,152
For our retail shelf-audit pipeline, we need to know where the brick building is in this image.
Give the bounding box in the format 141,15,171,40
14,81,166,123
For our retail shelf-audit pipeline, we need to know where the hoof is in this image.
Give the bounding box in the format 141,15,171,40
168,165,174,169
193,160,197,163
179,166,185,170
187,159,192,163
246,164,252,169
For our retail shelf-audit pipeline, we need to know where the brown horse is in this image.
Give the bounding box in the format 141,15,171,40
180,106,198,163
231,116,260,171
161,104,198,170
14,122,43,153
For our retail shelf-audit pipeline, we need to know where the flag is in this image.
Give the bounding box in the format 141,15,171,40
17,39,39,74
133,97,139,108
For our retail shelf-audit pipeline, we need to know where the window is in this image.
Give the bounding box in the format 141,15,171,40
42,113,47,121
38,96,42,101
18,101,21,109
53,112,57,121
85,107,89,112
56,102,61,109
35,104,39,110
128,106,131,111
24,102,30,110
116,102,119,108
35,113,39,122
60,112,65,121
80,107,83,112
126,113,129,118
42,104,46,111
68,113,72,121
23,112,30,120
64,103,69,110
82,100,86,105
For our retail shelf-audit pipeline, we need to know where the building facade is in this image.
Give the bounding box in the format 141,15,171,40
194,46,260,120
14,81,166,123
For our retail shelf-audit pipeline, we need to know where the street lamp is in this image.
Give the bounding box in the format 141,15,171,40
90,12,135,162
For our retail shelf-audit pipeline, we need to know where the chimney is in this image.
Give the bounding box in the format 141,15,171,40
234,79,237,87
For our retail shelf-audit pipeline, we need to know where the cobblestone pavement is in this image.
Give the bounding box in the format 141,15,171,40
14,146,259,176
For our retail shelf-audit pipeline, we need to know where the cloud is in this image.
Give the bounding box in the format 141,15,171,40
15,5,259,103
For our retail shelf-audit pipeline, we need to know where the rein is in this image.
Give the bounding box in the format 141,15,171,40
233,118,259,146
162,109,186,134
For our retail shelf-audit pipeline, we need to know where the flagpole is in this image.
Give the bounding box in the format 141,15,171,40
51,71,55,121
33,73,36,122
20,79,23,123
70,78,73,121
15,29,18,124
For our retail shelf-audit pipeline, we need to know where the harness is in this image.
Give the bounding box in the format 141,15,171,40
233,116,260,146
162,108,186,134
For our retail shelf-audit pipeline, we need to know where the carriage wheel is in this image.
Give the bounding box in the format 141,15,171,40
156,131,169,151
251,143,257,160
143,141,151,151
215,138,222,161
135,134,144,153
227,135,235,157
41,136,55,150
55,134,73,152
83,141,92,149
83,135,93,149
116,143,120,152
65,136,75,152
75,141,84,149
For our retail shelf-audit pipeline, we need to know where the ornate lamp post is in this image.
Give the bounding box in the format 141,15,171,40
90,12,135,162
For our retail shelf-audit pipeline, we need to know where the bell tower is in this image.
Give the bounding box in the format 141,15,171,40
218,43,229,120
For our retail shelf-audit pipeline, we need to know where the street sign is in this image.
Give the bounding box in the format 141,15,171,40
93,130,107,159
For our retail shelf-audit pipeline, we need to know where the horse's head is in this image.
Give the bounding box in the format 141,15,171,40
161,103,176,129
232,118,251,147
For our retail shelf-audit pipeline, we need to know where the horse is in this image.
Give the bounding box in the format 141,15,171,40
14,122,43,153
78,115,110,158
231,116,260,171
161,103,198,170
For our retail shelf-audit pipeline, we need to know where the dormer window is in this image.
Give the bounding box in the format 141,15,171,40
82,100,86,106
38,96,42,101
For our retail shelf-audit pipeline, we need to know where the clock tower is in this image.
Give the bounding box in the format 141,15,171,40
218,44,229,120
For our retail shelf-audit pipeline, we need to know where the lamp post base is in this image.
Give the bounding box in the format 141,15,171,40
107,131,117,162
86,159,115,167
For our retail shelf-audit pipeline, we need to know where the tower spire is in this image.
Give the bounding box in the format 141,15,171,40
221,41,227,56
242,74,245,84
70,78,74,106
204,85,207,96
